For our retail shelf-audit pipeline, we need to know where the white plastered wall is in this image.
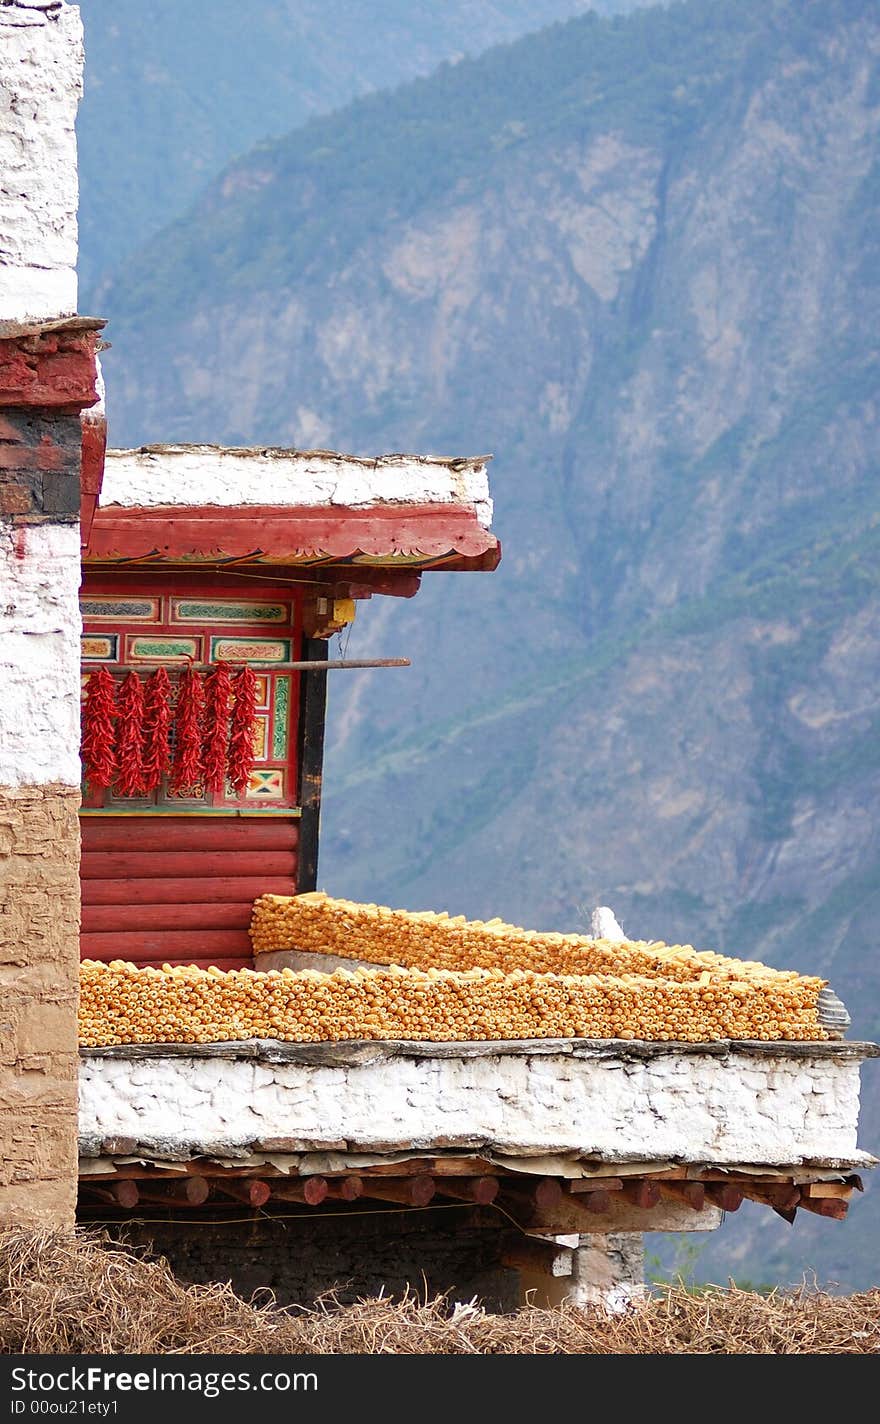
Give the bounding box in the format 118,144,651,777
0,2,83,322
100,447,494,527
79,1046,868,1166
0,0,84,1230
0,523,83,787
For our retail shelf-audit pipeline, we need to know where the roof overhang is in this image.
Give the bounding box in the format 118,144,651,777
83,445,501,574
83,501,500,571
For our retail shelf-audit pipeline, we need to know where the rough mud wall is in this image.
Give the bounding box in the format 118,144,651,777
0,1,87,1227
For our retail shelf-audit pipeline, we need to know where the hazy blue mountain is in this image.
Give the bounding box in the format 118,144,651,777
90,0,880,1290
75,0,642,296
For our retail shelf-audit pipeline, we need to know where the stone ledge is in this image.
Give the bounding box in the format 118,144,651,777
78,1038,874,1169
80,1036,880,1066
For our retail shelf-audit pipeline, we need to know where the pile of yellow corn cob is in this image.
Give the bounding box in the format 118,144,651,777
77,889,828,1046
79,959,825,1047
250,891,811,986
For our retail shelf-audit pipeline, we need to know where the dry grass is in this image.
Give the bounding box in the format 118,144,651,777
0,1229,877,1355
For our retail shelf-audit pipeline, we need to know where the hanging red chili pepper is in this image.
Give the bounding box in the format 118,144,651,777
228,663,259,796
81,666,118,790
141,666,173,792
170,664,205,794
203,661,233,795
115,670,147,797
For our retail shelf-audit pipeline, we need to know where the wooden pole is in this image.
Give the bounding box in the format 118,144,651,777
112,1179,140,1209
703,1183,744,1212
619,1179,661,1210
138,1176,210,1206
218,1179,272,1208
86,659,411,674
270,1177,329,1206
435,1176,499,1206
362,1176,436,1207
797,1196,848,1220
324,1176,364,1202
81,1180,140,1209
498,1177,564,1221
659,1181,705,1212
568,1188,612,1216
296,635,328,893
742,1184,801,1211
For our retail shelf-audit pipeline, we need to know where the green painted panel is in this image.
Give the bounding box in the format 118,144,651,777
129,636,200,662
173,599,288,624
81,598,159,620
273,677,290,758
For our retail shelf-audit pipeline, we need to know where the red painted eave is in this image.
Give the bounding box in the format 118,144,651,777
83,502,502,573
80,409,107,550
0,317,106,413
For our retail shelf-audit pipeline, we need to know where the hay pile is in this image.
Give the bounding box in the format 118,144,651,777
0,1230,877,1355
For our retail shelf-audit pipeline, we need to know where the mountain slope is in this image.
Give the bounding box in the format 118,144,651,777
95,0,880,1289
75,0,640,294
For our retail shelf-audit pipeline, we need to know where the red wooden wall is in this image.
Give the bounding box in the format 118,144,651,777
80,815,299,969
79,575,304,970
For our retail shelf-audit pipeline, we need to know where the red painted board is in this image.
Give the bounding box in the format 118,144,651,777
82,951,251,972
0,325,103,411
80,929,252,960
83,565,422,601
84,502,501,565
81,818,299,853
80,850,297,881
82,570,305,601
80,412,107,549
81,903,255,933
80,876,296,906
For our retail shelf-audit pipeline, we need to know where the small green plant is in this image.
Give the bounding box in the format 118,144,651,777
646,1236,778,1296
645,1235,709,1294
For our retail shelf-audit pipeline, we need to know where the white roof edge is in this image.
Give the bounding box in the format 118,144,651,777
100,445,495,528
106,444,493,468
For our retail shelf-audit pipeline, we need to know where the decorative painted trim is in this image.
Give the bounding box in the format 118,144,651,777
246,769,284,799
127,635,200,662
211,637,290,665
81,598,159,621
84,503,501,571
252,717,268,762
78,807,302,817
172,599,288,624
272,677,290,759
81,634,117,661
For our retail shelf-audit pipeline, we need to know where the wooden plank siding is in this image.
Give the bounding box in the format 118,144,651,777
79,815,298,969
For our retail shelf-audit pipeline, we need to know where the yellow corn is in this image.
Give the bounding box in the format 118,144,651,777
78,956,827,1048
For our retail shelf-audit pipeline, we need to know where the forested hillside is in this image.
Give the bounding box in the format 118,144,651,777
75,0,638,292
89,0,880,1289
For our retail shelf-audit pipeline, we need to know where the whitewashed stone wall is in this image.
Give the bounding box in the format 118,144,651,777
0,2,83,321
0,0,84,1228
565,1233,646,1311
78,1046,869,1166
100,446,494,526
0,523,82,787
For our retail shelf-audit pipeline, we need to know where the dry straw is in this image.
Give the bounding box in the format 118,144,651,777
1,1230,877,1355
